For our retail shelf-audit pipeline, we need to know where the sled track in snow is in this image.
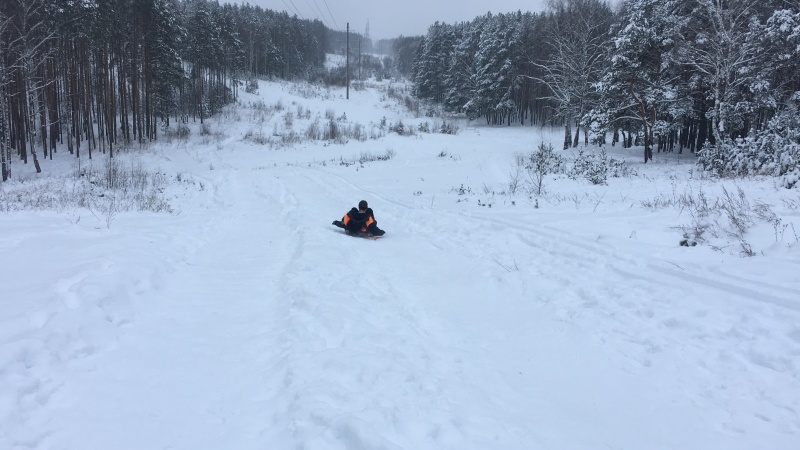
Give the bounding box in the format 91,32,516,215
299,166,800,314
297,165,800,441
253,172,545,448
493,216,798,312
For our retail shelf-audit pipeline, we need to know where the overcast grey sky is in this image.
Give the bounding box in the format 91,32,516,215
238,0,550,40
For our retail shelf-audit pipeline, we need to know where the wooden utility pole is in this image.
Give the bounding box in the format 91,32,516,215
346,23,350,100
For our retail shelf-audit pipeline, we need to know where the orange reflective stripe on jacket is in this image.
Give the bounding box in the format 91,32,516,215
343,211,373,232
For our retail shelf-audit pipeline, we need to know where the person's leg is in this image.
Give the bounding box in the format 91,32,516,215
367,223,385,236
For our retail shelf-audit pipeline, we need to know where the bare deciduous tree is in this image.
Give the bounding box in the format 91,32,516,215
528,0,613,149
681,0,764,143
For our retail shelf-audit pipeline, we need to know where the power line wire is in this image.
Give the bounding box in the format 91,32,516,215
287,0,305,19
280,0,299,17
304,0,329,28
308,0,331,28
320,0,339,30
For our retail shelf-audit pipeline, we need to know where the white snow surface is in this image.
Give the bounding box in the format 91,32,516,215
2,78,800,450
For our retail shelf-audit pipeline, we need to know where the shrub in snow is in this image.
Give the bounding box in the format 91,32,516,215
358,149,395,163
405,97,421,116
324,118,340,141
785,167,800,190
162,124,190,143
671,185,798,256
306,119,322,140
698,108,800,188
439,121,459,135
450,184,472,195
524,142,567,175
386,84,420,116
294,104,311,120
336,149,396,167
369,124,386,140
390,121,406,135
313,66,348,87
245,78,259,94
567,149,635,185
607,155,638,178
0,158,177,216
350,123,368,142
279,131,302,145
244,130,269,145
516,142,567,196
569,149,608,185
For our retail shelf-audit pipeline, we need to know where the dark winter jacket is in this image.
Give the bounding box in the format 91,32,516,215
342,207,376,233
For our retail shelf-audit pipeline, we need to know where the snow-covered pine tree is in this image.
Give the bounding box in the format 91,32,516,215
601,0,686,162
443,19,481,118
391,36,423,79
473,13,519,125
691,0,800,181
413,22,456,104
139,0,186,140
700,5,800,185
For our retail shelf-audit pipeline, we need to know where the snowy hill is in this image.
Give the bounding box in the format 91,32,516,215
1,78,799,450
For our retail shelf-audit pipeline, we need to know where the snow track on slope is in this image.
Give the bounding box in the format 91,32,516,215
296,165,800,449
260,169,543,449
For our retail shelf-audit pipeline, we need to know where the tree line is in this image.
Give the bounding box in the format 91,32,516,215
0,0,331,181
409,0,800,182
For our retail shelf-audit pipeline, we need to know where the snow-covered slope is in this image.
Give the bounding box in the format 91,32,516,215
2,79,799,450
